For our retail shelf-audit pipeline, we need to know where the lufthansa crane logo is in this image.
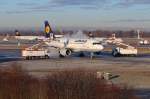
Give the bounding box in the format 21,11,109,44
45,26,50,34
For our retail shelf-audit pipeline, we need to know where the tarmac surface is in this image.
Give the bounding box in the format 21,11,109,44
0,50,150,88
0,38,150,98
0,52,150,98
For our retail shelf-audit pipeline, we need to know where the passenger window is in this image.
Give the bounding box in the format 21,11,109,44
93,43,101,45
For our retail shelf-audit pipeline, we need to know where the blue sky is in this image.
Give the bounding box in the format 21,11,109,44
1,0,150,31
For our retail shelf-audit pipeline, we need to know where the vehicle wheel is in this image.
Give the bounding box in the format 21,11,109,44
59,54,64,58
45,55,49,59
79,52,85,57
30,56,33,60
132,54,137,57
112,51,118,57
33,56,36,60
94,52,101,55
25,56,29,60
28,56,31,60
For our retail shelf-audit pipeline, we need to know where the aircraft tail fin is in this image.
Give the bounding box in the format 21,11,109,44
137,30,140,39
44,20,54,39
15,30,21,36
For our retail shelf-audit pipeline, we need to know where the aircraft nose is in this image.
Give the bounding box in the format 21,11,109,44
99,45,104,50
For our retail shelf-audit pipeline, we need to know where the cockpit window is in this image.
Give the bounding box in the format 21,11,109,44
93,43,101,45
75,40,87,43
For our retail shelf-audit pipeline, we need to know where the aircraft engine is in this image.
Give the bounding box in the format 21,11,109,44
59,48,72,57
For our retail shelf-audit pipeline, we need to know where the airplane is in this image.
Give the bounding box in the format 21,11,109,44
105,34,123,44
137,30,149,45
93,33,123,44
15,30,45,41
87,31,123,45
43,21,104,58
2,34,9,41
14,24,63,41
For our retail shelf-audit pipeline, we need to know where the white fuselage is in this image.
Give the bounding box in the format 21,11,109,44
89,37,123,45
15,35,63,41
15,36,45,40
45,38,104,52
